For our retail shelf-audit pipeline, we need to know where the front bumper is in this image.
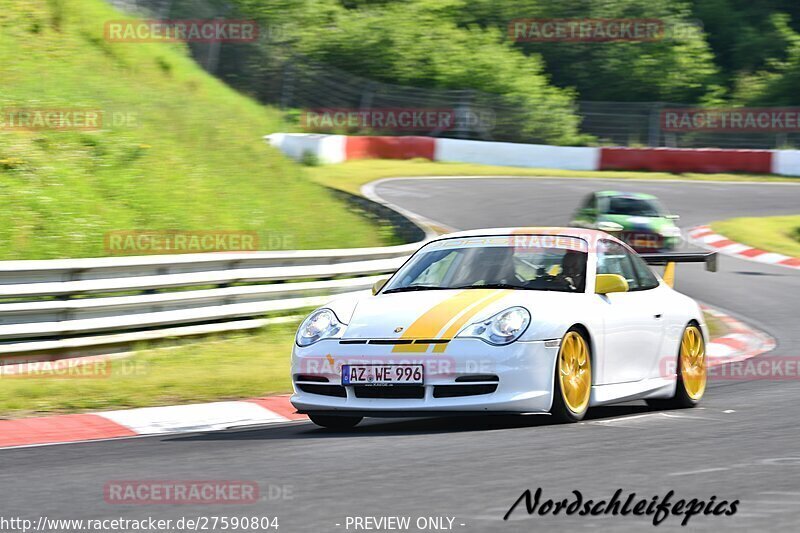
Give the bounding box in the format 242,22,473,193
290,338,559,415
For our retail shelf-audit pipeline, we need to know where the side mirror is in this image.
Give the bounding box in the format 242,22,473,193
595,274,629,294
597,221,624,233
665,214,680,221
371,278,389,295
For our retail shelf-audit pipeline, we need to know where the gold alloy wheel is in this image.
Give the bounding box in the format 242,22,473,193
680,325,707,400
558,331,591,414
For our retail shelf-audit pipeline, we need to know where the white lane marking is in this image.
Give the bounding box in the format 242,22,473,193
589,411,717,427
723,409,736,413
361,179,455,234
589,413,663,425
669,458,800,480
761,457,800,466
669,467,730,476
659,412,712,420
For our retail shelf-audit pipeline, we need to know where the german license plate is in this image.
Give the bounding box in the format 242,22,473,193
621,232,662,250
341,364,423,386
633,237,661,249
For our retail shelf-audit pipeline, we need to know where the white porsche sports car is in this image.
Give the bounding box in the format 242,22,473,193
291,228,716,429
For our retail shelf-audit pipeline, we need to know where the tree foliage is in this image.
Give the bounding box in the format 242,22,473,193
229,0,800,133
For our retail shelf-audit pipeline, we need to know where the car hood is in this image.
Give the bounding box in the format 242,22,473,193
335,288,574,341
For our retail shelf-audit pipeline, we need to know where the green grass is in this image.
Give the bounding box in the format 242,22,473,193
0,321,298,418
0,0,389,259
0,311,725,418
307,159,799,197
712,215,800,258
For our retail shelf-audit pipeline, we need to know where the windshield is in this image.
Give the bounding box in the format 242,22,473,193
606,196,664,217
383,236,589,294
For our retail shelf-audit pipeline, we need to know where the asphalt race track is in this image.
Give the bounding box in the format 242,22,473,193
1,177,799,532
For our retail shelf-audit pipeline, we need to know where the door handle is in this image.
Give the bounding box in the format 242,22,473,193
654,313,663,319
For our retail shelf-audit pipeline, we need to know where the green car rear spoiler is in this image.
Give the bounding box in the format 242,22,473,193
640,251,718,287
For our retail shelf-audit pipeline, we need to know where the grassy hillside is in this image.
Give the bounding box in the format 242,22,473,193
0,0,388,259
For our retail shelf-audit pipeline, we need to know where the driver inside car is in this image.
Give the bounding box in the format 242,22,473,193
555,250,587,292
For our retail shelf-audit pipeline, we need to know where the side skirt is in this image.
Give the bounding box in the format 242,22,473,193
590,377,677,406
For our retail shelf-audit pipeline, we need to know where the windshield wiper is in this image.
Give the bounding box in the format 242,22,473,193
382,285,448,294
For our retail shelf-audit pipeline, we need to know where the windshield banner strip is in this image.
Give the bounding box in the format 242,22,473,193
426,234,588,253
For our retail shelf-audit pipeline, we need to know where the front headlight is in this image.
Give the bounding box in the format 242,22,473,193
296,308,344,347
456,306,531,345
660,226,682,238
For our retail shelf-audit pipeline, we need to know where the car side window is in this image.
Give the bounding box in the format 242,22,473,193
630,253,661,290
581,194,596,211
596,240,639,290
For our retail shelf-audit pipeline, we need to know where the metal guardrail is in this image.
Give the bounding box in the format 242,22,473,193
0,244,421,285
0,243,421,357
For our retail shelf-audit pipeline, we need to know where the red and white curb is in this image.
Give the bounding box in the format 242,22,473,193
0,395,305,450
702,305,776,367
688,225,800,270
0,306,775,450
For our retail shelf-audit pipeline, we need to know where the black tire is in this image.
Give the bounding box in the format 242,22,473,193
647,324,706,410
549,327,592,423
308,414,363,429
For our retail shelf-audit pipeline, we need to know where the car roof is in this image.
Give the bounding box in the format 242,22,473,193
596,190,658,200
428,227,624,251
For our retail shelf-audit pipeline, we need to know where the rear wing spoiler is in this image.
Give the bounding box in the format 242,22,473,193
639,251,718,287
640,251,718,272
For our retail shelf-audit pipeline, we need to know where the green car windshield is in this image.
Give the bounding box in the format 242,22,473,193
606,197,664,217
383,236,589,294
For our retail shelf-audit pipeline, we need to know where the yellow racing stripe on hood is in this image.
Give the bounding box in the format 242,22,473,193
392,290,487,353
433,289,510,353
392,289,509,353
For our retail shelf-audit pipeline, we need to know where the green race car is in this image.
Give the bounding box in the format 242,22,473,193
570,191,682,252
